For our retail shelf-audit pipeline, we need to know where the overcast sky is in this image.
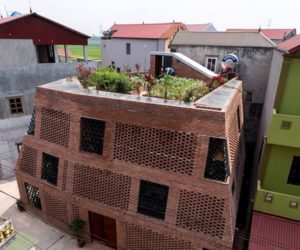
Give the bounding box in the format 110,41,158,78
0,0,299,36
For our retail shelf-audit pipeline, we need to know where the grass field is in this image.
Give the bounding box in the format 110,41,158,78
58,39,101,60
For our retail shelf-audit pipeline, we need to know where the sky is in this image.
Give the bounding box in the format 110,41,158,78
0,0,299,36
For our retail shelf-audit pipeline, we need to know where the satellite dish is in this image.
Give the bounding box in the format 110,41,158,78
221,54,238,70
10,11,22,16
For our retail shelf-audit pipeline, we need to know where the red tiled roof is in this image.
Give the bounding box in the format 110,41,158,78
278,34,300,54
110,23,186,39
249,212,300,250
186,24,210,32
227,28,295,40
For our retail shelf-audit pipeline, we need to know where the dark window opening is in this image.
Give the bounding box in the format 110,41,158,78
126,43,131,55
281,121,292,130
287,156,300,185
137,180,169,220
237,106,241,131
36,45,55,63
42,153,59,186
204,138,229,182
249,103,263,118
232,181,235,194
206,57,217,72
25,183,42,209
9,97,23,114
27,108,35,135
245,91,253,103
80,117,106,155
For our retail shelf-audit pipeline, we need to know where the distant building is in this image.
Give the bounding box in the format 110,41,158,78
226,28,296,44
17,77,245,250
101,22,187,72
186,23,217,32
249,34,300,250
0,12,89,164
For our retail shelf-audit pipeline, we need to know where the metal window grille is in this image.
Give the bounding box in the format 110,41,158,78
287,156,300,185
137,180,169,220
9,97,23,114
42,153,59,186
25,183,42,209
80,117,106,155
27,108,35,135
204,138,229,182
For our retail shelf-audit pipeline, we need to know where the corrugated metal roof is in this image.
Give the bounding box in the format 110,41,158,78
172,31,276,48
278,34,300,54
186,24,210,32
249,212,300,250
110,23,186,39
227,28,295,40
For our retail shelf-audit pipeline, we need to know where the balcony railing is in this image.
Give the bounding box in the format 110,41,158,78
267,109,300,148
254,180,300,221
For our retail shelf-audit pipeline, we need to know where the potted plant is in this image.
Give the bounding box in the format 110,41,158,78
16,199,25,212
69,219,86,247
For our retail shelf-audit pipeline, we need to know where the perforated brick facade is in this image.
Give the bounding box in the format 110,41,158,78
16,78,245,250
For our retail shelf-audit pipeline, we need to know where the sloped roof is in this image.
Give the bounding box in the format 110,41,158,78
249,212,300,250
227,28,295,40
172,31,276,48
186,23,211,32
0,12,89,45
109,23,186,39
277,34,300,54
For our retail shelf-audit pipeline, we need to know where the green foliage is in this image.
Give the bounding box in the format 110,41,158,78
90,68,134,93
69,219,85,238
152,75,209,102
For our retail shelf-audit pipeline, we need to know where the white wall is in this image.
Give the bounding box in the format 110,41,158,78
101,38,165,72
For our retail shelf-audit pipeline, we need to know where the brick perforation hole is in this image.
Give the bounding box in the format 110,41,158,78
125,223,192,250
19,145,38,177
72,164,131,210
62,161,68,191
40,107,70,147
176,190,226,239
43,191,68,224
113,123,197,175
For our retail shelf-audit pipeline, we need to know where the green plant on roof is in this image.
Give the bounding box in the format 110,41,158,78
69,219,85,238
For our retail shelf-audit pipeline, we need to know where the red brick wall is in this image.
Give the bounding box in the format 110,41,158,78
16,82,244,250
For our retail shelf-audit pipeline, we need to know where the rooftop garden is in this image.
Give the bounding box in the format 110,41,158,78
76,65,224,102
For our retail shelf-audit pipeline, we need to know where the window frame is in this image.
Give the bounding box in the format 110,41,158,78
8,96,24,115
126,43,131,55
137,180,169,220
41,152,59,186
287,156,300,185
205,56,218,72
25,183,42,210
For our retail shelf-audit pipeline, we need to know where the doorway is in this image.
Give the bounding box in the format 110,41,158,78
89,212,117,249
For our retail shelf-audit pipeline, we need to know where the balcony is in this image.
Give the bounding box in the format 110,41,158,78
267,109,300,148
254,180,300,221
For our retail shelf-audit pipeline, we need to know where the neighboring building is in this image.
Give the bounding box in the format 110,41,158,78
0,12,89,168
249,34,300,250
101,22,186,72
171,31,277,146
226,28,296,44
186,23,217,32
16,77,245,249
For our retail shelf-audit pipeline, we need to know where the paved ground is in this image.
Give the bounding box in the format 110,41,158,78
0,119,112,250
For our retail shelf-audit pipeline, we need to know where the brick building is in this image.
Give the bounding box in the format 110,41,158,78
16,78,245,249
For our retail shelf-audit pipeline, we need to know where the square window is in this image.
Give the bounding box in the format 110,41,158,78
42,153,59,185
25,183,42,209
205,57,217,72
281,121,292,130
8,97,23,114
204,138,229,182
137,180,169,220
80,117,106,155
245,91,253,103
126,43,131,55
287,156,300,185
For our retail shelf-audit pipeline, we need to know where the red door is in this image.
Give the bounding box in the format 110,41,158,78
89,212,117,249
